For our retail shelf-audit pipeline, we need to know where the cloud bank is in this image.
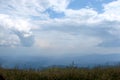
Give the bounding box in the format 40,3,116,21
0,0,120,55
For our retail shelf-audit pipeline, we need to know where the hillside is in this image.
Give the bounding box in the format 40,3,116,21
0,65,120,80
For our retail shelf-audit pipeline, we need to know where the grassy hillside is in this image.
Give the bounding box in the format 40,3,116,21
0,65,120,80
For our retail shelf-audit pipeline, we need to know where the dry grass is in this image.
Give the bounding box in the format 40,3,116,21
0,65,120,80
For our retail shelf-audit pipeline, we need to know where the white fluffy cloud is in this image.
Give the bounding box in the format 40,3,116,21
33,0,120,49
49,0,70,12
0,0,120,55
102,0,120,21
0,0,70,17
0,14,34,47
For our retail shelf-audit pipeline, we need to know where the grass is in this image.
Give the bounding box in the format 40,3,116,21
0,65,120,80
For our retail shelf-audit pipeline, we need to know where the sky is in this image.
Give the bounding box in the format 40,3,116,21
0,0,120,67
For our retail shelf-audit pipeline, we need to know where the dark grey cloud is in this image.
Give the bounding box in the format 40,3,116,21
38,19,120,48
13,30,34,47
98,38,120,47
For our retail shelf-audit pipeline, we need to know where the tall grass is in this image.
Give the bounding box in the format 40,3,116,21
0,65,120,80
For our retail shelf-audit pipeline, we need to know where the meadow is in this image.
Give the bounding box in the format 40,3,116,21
0,64,120,80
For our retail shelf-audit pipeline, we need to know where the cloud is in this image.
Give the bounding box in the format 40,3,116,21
49,0,70,12
13,30,34,47
36,0,120,49
0,14,34,47
0,0,120,54
0,0,70,17
102,0,120,21
0,0,47,16
65,8,98,19
0,0,71,47
99,39,120,47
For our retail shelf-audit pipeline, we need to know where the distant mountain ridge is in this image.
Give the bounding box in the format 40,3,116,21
0,53,120,69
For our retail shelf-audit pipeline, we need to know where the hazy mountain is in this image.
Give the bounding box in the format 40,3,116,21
0,53,120,69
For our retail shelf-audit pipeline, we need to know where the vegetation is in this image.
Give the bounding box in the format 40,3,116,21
0,65,120,80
